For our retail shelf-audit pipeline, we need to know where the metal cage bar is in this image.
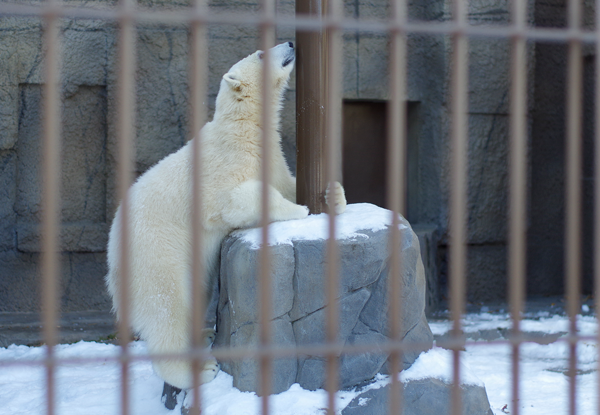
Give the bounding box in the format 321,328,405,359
386,0,408,411
565,0,583,413
189,0,209,413
0,0,597,415
324,0,342,412
0,334,593,367
596,0,600,412
448,0,469,412
258,0,277,412
507,0,528,414
0,2,599,42
116,0,137,414
40,1,62,414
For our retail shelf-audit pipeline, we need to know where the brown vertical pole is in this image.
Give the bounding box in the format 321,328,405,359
259,0,275,413
508,0,527,412
324,1,342,411
565,0,583,413
296,0,328,213
189,0,208,413
387,0,407,411
595,0,600,411
116,0,136,414
41,1,61,415
449,0,468,411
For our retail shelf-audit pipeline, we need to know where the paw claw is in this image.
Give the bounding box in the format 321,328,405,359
202,328,216,347
325,181,347,215
200,359,220,383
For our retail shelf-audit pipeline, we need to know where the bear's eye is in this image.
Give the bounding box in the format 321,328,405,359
258,51,264,60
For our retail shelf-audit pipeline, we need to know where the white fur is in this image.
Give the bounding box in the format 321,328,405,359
105,42,346,390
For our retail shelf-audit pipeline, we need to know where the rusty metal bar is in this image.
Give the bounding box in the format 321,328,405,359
595,0,600,414
189,0,208,413
324,0,341,412
40,1,62,414
295,0,328,213
449,0,468,412
508,0,527,414
116,1,136,414
1,2,600,41
1,333,596,369
386,0,408,411
5,0,597,414
595,0,600,410
565,0,583,413
259,0,276,412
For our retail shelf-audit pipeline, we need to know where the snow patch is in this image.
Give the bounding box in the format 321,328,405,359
401,348,484,386
234,203,406,248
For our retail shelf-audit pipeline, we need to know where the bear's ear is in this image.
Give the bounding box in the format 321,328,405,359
223,73,242,91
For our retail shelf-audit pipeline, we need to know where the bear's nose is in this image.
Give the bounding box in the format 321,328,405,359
288,42,294,49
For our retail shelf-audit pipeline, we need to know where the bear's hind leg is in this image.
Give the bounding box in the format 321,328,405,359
161,382,182,410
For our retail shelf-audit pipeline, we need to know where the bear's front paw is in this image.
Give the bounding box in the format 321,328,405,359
325,181,347,215
202,328,216,347
278,204,309,221
201,358,220,384
294,204,310,220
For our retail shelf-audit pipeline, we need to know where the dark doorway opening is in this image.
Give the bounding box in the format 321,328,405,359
342,100,420,220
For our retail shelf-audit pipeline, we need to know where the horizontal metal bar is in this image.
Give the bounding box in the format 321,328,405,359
1,3,600,43
0,333,595,368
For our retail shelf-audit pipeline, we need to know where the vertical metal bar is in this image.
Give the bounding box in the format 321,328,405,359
386,0,407,412
324,0,341,413
595,0,600,412
259,0,275,413
189,1,208,414
116,1,136,414
508,1,527,415
565,0,582,413
296,0,328,214
41,1,61,415
449,0,468,413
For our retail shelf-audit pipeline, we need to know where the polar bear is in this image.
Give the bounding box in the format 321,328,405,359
106,41,346,398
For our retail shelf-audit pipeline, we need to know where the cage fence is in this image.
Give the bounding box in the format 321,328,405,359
0,0,597,415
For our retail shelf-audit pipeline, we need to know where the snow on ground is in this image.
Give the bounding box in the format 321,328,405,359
0,313,597,415
429,313,598,414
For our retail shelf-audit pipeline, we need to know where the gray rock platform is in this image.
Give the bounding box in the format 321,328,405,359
213,203,434,394
342,378,493,415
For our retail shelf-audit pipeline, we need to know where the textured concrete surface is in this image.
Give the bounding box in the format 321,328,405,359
413,224,439,315
214,216,433,394
0,311,115,347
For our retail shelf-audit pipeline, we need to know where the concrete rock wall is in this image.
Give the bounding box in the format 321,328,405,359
0,1,298,312
0,0,548,311
0,16,115,311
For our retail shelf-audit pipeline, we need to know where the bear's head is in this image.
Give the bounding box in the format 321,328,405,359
214,42,295,124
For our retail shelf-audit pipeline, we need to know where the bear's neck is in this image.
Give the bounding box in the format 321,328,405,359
213,101,282,134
